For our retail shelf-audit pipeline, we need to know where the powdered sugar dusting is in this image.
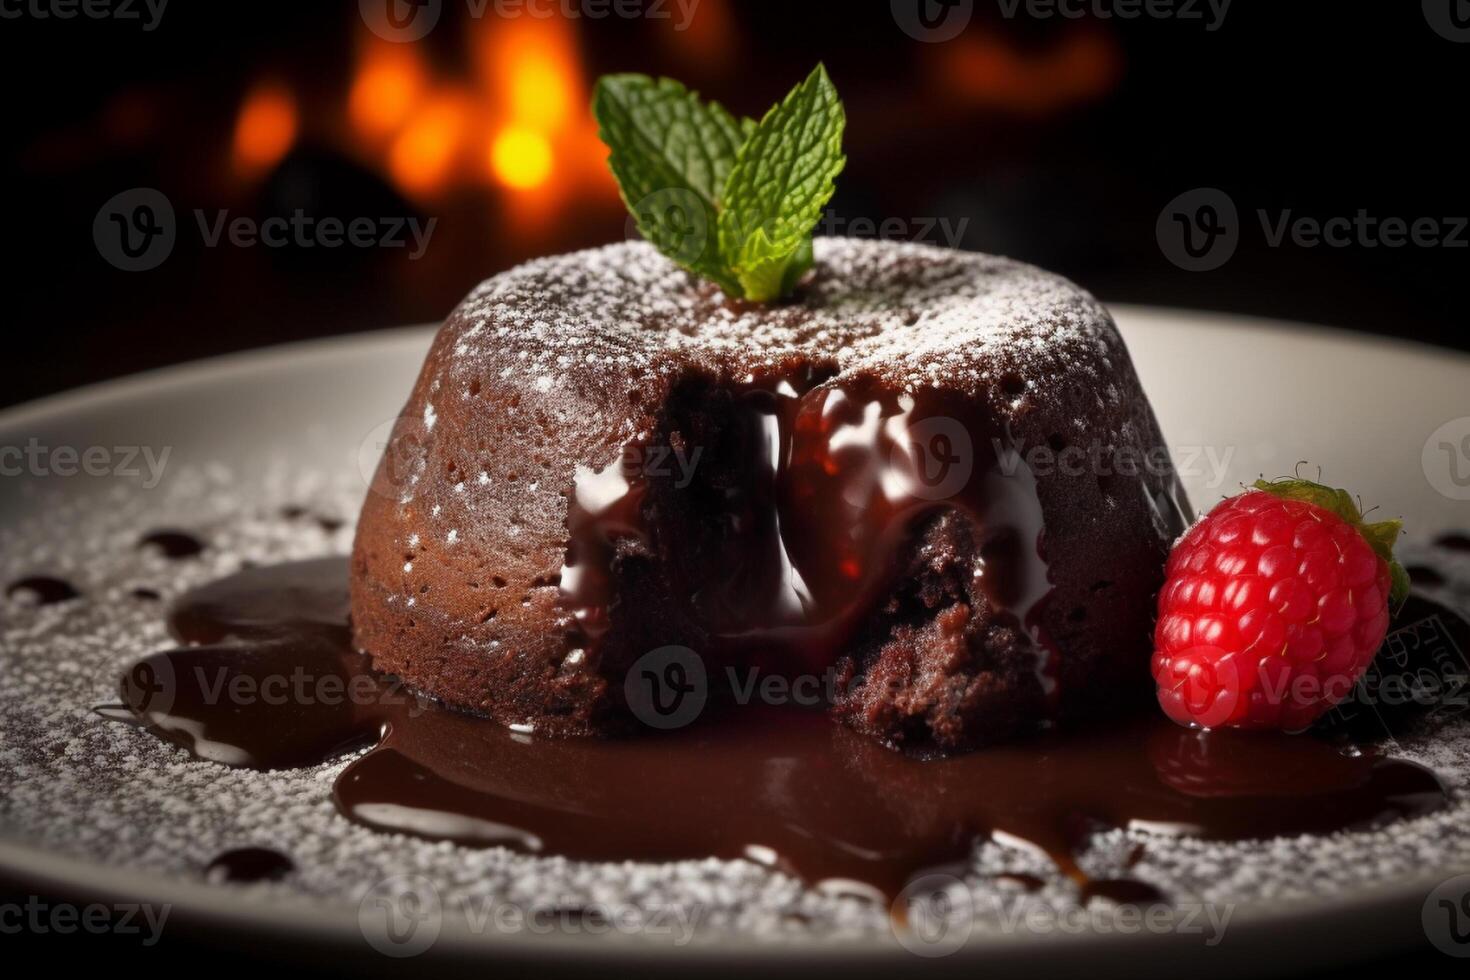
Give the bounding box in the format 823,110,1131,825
2,464,1470,943
445,239,1119,402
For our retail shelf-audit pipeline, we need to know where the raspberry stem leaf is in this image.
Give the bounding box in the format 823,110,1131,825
1253,478,1408,612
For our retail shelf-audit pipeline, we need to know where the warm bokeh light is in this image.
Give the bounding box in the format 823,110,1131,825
342,11,614,209
350,45,426,138
389,95,468,197
233,82,297,175
508,54,574,132
489,127,554,190
662,0,736,69
937,31,1122,115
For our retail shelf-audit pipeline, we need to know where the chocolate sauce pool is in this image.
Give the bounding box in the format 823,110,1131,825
102,558,1454,902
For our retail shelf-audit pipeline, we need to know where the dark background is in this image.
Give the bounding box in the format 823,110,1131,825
1,0,1468,973
2,0,1466,410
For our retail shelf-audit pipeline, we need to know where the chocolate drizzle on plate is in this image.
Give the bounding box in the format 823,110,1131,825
6,576,81,606
138,530,206,560
1435,532,1470,552
104,559,1454,903
205,847,294,884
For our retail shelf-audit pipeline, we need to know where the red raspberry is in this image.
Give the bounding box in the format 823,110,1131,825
1152,479,1408,732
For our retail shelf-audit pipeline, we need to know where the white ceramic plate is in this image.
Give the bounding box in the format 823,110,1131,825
2,306,1468,976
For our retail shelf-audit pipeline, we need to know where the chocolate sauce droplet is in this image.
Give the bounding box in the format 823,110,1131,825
1408,565,1447,587
139,530,205,559
131,587,162,602
206,847,294,883
1080,878,1165,907
1435,532,1470,552
281,506,343,534
6,576,81,606
105,561,1459,902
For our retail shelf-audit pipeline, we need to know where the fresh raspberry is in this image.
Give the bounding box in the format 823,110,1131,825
1152,478,1408,732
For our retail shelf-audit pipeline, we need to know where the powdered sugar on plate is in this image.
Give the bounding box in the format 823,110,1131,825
2,464,1470,943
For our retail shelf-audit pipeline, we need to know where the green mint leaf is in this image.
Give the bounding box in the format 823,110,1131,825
592,74,754,294
718,64,846,301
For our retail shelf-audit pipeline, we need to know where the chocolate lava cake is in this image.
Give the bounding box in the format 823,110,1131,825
351,238,1189,751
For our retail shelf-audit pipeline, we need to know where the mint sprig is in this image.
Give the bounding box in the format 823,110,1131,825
593,65,846,302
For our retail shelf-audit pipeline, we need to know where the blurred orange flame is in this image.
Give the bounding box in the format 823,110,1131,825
938,31,1122,115
233,82,297,175
350,43,427,139
389,93,471,197
343,11,610,212
472,15,590,196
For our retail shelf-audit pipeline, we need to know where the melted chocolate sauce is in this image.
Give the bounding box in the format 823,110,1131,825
6,576,81,606
205,847,294,883
139,530,206,559
1435,532,1470,552
106,559,1455,902
560,377,1066,700
1408,565,1447,587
